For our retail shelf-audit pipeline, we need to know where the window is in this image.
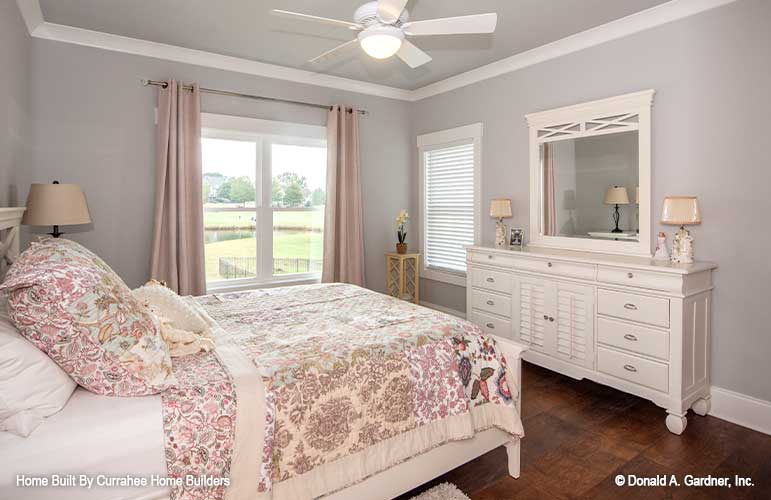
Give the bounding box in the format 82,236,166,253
418,123,482,287
201,114,326,291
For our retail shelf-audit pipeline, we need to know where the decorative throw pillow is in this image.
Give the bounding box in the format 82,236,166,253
0,238,175,396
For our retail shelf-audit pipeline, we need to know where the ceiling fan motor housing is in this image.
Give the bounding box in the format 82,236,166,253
354,1,409,27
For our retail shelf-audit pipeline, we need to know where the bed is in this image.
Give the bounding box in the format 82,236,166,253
0,208,525,500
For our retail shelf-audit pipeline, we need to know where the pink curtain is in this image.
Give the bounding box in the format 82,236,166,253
542,143,558,236
150,80,206,295
322,106,365,286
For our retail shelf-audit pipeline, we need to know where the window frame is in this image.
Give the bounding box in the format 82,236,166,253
417,123,482,287
201,113,326,293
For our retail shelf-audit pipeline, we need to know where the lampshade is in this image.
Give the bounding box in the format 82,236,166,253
22,183,91,226
661,196,701,225
604,186,630,205
489,198,513,219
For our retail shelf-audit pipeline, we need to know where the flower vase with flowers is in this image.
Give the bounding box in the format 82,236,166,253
395,209,409,254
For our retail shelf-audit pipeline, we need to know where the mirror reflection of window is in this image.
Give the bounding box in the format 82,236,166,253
540,131,639,242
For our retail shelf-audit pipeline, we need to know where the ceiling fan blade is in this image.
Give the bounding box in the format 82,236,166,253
271,10,363,30
402,13,498,36
308,39,359,64
377,0,409,24
397,40,432,68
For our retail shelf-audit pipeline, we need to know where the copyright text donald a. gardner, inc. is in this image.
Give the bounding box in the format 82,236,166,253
614,474,755,488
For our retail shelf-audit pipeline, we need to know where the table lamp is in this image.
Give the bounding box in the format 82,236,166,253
661,196,701,264
604,186,629,233
22,181,91,238
489,199,512,247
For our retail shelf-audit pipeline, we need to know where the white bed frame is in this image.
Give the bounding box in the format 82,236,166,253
0,209,525,500
0,208,25,280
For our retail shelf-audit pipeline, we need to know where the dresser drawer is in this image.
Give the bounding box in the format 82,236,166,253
468,250,516,268
470,289,511,318
597,317,669,361
469,311,512,337
512,257,596,280
597,289,669,328
470,267,511,294
598,346,669,393
597,266,681,293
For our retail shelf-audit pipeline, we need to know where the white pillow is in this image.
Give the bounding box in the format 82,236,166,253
0,296,77,436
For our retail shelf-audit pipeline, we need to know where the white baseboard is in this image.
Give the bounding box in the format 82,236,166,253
709,386,771,436
419,301,466,319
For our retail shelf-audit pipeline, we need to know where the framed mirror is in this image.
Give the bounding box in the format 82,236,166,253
526,90,654,257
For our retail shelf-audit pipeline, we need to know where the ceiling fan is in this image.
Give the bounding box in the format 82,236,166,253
271,0,498,69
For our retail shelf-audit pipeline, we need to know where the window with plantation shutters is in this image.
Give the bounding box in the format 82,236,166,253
418,124,481,286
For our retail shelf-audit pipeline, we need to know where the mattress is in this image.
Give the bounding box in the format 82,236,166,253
0,388,168,500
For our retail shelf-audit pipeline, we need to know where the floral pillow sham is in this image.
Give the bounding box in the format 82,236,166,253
0,238,175,396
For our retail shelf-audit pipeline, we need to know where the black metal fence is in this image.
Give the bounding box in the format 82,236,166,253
218,256,322,279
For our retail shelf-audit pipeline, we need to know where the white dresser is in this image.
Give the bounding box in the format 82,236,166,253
466,245,716,434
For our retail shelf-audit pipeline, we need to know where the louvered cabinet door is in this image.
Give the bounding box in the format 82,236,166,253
512,276,549,352
553,282,595,369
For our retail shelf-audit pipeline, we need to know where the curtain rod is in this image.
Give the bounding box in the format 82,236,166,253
141,79,367,115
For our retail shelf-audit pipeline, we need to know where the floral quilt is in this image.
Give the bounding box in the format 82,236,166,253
162,283,522,499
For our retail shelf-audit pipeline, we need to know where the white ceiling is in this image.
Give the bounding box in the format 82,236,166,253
38,0,670,91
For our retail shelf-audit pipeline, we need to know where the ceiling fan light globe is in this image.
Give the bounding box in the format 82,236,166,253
358,26,404,59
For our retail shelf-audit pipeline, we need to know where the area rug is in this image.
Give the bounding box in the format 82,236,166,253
409,482,470,500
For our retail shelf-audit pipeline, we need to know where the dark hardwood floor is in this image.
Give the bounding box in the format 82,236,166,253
398,362,771,499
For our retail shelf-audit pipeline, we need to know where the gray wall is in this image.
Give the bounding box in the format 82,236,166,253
21,39,413,292
412,0,771,401
0,0,30,206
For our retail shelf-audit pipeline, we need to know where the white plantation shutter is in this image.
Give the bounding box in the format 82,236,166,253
423,141,476,274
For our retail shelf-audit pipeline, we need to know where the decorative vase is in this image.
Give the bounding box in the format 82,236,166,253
396,243,407,254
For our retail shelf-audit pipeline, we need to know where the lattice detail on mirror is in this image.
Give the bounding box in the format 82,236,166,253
536,113,639,140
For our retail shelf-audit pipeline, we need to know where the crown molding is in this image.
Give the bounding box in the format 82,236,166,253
17,0,738,103
409,0,739,101
21,17,413,101
15,0,43,34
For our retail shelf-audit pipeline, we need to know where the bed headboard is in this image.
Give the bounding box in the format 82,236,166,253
0,207,26,280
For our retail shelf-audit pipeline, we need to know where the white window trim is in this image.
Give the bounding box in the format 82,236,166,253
417,123,482,287
201,113,326,293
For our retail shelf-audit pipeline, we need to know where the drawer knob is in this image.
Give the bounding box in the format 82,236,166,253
486,300,495,306
623,334,638,342
486,322,495,329
547,262,553,268
623,364,638,373
487,254,493,259
627,272,634,279
623,303,638,310
548,316,555,322
543,314,549,320
486,277,495,283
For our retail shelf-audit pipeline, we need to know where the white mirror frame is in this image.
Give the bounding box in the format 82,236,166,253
525,89,655,257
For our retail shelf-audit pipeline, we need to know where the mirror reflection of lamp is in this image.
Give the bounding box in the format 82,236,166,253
635,186,640,234
603,186,629,234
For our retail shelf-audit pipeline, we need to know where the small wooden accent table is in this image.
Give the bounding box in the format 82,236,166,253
385,252,420,304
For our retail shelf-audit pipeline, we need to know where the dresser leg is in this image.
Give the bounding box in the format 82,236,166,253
666,412,687,435
692,396,711,417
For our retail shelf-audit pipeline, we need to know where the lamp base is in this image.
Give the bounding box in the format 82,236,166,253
610,204,623,233
495,219,507,247
49,225,63,238
671,226,694,264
